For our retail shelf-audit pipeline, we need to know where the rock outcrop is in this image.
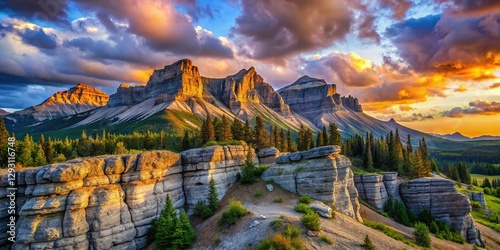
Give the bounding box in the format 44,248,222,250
354,172,400,210
7,83,109,122
400,178,485,246
257,147,280,165
468,192,489,212
108,59,204,107
0,144,252,250
262,146,362,222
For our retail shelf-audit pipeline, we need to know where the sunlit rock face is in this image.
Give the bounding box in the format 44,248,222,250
262,146,363,222
0,144,253,250
11,83,109,121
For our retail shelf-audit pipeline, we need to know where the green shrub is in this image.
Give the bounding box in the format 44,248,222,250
282,224,301,238
484,187,492,195
429,220,439,234
301,211,321,231
241,151,256,184
214,236,221,245
361,235,375,250
255,190,263,197
218,199,249,229
254,165,270,176
329,203,336,219
471,201,484,213
319,235,333,244
256,233,305,250
295,203,312,214
270,219,284,231
273,197,283,203
392,200,411,226
413,222,431,247
299,195,312,204
194,200,213,219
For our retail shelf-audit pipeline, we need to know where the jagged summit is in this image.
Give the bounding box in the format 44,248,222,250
388,118,397,123
9,83,109,122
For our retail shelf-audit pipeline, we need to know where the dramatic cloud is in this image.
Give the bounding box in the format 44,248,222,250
399,105,415,111
386,11,500,81
19,27,58,50
437,0,500,17
380,0,413,20
232,0,353,60
442,100,500,117
488,82,500,89
0,0,71,26
302,52,379,87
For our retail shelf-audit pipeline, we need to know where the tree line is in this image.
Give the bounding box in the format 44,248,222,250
342,130,434,179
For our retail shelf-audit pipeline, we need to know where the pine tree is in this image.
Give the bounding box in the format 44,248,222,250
420,138,431,174
44,137,54,164
365,140,374,172
361,235,375,250
287,128,297,152
273,126,279,148
279,129,287,152
322,126,328,146
269,125,275,147
231,118,244,141
34,143,47,166
213,117,222,141
413,222,431,247
328,123,342,145
406,134,412,153
172,211,195,249
0,117,10,168
316,130,324,147
81,131,87,140
221,115,232,141
155,194,178,250
20,134,34,166
204,116,215,143
243,119,253,143
254,116,270,150
208,178,219,212
182,130,190,151
305,128,314,150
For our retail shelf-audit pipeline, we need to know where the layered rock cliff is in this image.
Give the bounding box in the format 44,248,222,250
354,172,400,210
108,59,203,107
0,144,253,250
400,178,484,246
8,83,109,122
262,146,362,222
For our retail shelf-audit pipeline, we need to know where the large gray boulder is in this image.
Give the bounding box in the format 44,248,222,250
257,147,280,165
262,147,361,222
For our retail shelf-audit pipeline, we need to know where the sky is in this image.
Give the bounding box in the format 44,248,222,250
0,0,499,137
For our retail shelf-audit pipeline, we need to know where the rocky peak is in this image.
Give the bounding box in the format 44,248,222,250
0,108,9,116
11,83,109,121
341,95,363,112
147,59,201,87
291,75,327,87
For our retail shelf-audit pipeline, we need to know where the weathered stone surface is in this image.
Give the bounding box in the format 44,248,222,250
275,146,341,164
309,201,333,218
257,147,279,164
262,147,362,222
400,178,484,246
468,192,488,212
1,144,251,250
354,172,400,210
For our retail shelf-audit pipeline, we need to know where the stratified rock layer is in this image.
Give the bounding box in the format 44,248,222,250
354,172,400,210
0,144,252,250
400,178,484,246
261,146,362,222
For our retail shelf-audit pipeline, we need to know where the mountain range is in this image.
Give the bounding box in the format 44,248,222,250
433,132,500,141
0,59,476,147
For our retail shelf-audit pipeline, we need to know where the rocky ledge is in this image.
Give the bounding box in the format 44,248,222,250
400,178,485,246
354,172,400,210
261,146,362,222
0,144,253,250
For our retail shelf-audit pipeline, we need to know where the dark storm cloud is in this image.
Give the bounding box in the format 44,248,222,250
232,0,353,60
19,28,58,50
0,0,71,26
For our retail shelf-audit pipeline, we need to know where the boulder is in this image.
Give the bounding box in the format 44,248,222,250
309,201,333,218
400,178,484,246
274,146,340,164
354,172,401,210
262,147,362,222
257,147,280,164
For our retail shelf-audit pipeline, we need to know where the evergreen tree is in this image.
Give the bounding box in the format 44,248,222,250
316,130,324,147
269,125,275,147
231,118,244,141
297,124,305,151
413,222,431,248
273,126,279,148
34,143,47,166
456,162,471,184
321,126,328,146
204,116,215,143
365,140,374,172
328,123,342,145
213,117,222,141
221,115,232,141
450,166,461,182
172,211,195,249
20,134,34,166
182,131,190,151
287,128,297,152
155,194,178,250
0,118,10,168
254,116,270,150
406,134,413,153
420,138,431,174
482,178,492,188
81,131,87,140
44,137,54,164
208,178,219,212
305,128,314,150
115,142,127,154
361,235,375,250
279,129,287,152
243,120,253,143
